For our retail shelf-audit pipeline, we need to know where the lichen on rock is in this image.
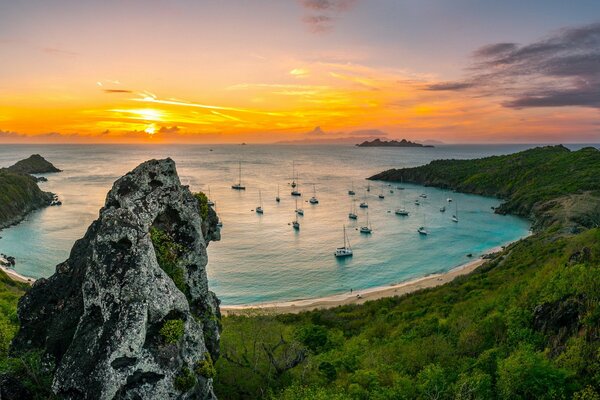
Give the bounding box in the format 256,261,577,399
11,158,221,399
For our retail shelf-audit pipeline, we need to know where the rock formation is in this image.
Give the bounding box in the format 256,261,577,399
7,154,62,174
11,158,221,399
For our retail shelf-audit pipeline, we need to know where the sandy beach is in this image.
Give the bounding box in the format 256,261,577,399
0,264,36,284
221,256,487,316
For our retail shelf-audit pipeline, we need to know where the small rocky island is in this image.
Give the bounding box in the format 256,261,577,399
7,154,62,174
11,159,221,399
356,138,433,148
0,154,60,230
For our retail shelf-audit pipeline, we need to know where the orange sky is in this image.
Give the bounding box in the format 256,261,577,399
1,1,599,144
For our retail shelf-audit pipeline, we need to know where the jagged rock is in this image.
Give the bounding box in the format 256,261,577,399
11,158,221,400
533,295,586,357
7,154,62,174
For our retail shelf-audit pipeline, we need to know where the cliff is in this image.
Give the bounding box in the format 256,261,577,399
0,169,54,230
10,158,221,399
7,154,62,174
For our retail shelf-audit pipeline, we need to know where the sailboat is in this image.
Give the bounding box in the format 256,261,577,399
395,192,409,215
414,199,421,205
359,190,368,208
334,226,353,257
215,202,223,227
290,161,297,188
360,211,372,234
451,201,458,222
276,185,281,202
440,206,446,212
291,168,301,196
207,186,215,206
417,214,428,235
309,184,319,204
348,181,356,196
231,161,246,190
256,189,264,214
349,199,358,219
378,183,385,199
292,199,300,230
420,193,427,198
295,195,304,215
367,183,371,192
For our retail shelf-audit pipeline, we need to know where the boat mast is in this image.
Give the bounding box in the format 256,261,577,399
238,160,242,186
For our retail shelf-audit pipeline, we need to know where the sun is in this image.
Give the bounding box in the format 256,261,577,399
145,123,157,135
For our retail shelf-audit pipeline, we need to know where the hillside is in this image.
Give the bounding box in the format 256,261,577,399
214,146,600,399
0,169,53,230
356,138,433,148
369,145,600,227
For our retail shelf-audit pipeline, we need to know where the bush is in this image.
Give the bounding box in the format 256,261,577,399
159,319,185,344
294,324,330,353
195,353,216,379
174,366,196,392
193,192,209,221
497,347,569,399
149,227,187,295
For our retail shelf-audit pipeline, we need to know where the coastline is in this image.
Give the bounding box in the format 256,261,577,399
222,254,490,316
0,264,35,284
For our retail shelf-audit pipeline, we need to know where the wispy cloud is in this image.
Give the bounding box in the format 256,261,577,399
426,22,600,109
104,89,133,94
298,0,357,33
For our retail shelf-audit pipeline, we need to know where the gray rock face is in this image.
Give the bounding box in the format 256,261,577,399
12,158,221,399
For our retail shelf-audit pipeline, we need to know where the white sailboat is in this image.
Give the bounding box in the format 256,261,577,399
417,214,428,235
414,199,421,205
256,189,264,214
359,190,368,208
309,184,319,204
292,199,300,230
395,191,409,215
334,226,353,257
360,211,372,234
207,186,215,206
378,183,385,199
451,201,458,222
276,185,280,202
349,199,358,219
231,161,246,190
440,206,446,212
215,202,223,227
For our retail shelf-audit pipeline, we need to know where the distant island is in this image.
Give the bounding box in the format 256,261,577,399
356,138,434,148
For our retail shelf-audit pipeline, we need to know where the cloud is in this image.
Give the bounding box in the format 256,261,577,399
298,0,357,33
426,22,600,109
306,126,326,136
103,89,133,93
347,129,387,137
158,126,180,134
426,82,473,91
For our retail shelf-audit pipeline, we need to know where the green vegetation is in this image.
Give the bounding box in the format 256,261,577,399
149,226,188,295
159,319,185,344
195,353,217,379
193,192,209,221
370,145,600,221
0,169,52,229
0,271,55,398
174,366,197,392
214,146,600,399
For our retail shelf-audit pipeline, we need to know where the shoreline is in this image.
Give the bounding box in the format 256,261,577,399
222,254,490,316
0,264,36,284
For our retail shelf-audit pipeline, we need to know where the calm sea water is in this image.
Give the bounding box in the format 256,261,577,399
0,143,566,305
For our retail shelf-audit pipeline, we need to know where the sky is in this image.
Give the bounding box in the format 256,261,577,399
1,0,599,144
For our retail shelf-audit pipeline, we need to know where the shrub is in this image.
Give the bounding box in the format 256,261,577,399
195,353,216,379
174,366,196,392
159,319,185,344
149,227,187,295
193,192,209,221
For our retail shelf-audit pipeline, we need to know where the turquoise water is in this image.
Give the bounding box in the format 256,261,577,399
0,144,540,305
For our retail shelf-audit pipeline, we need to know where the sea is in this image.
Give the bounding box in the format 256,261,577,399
1,143,578,305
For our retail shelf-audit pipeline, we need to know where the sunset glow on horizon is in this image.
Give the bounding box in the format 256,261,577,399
1,1,599,144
